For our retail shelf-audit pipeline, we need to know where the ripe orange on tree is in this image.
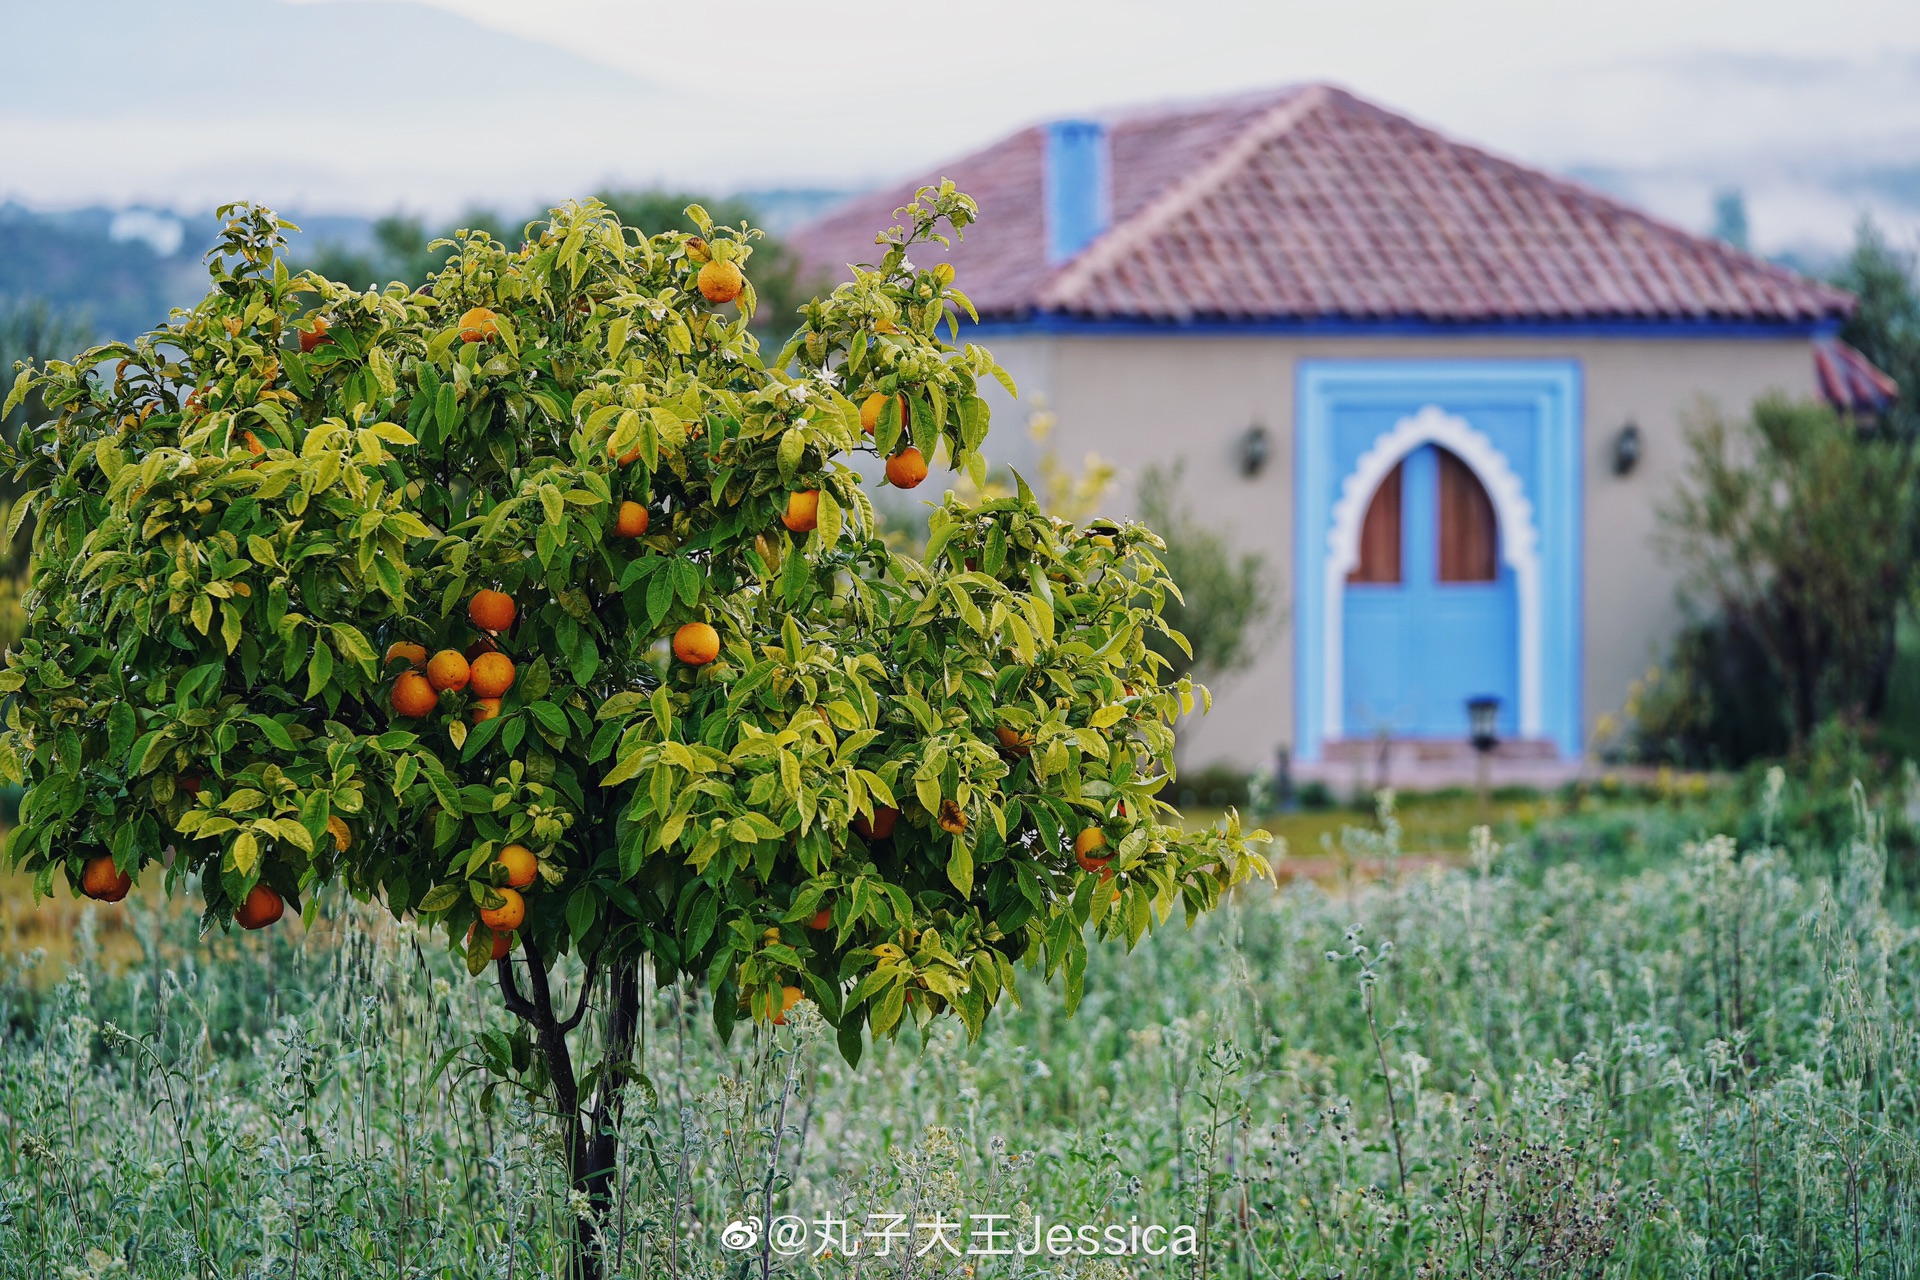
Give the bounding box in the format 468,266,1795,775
469,651,515,699
860,391,904,435
1074,827,1114,878
469,589,516,633
81,855,131,902
614,501,650,537
479,887,525,932
673,621,720,666
235,884,284,929
697,259,744,304
426,649,470,692
458,307,499,342
496,843,537,889
782,490,820,533
607,437,642,466
299,316,330,353
852,806,897,840
385,641,428,670
470,697,502,723
808,907,833,931
772,984,804,1024
468,922,511,961
390,671,439,717
885,446,929,489
994,725,1032,757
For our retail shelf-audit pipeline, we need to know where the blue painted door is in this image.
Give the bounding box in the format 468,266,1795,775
1342,445,1518,739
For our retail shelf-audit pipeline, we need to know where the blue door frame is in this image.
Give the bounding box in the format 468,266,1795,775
1296,360,1583,760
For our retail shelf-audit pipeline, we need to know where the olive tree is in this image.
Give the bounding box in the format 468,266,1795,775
0,191,1270,1274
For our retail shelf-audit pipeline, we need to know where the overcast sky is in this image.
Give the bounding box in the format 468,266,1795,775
4,0,1918,254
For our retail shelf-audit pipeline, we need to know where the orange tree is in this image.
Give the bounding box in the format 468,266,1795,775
0,192,1270,1266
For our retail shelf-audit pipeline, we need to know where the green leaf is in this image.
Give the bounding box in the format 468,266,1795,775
837,1016,864,1067
306,640,334,700
328,624,379,671
466,928,492,975
947,833,973,896
815,488,843,546
596,691,648,721
777,427,805,481
229,831,260,875
672,558,700,608
567,887,597,943
417,882,463,913
247,715,296,751
600,748,651,788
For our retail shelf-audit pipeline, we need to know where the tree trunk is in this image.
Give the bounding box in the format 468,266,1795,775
497,942,640,1280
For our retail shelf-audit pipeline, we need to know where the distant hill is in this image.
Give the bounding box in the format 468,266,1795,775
0,189,855,344
0,204,213,342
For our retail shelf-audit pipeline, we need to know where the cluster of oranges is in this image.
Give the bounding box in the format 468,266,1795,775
388,590,519,721
80,853,288,928
81,781,364,927
860,392,929,491
467,841,538,959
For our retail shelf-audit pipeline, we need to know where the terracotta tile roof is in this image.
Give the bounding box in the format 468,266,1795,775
787,85,1853,326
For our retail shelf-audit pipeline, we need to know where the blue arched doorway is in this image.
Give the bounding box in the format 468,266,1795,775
1341,443,1518,739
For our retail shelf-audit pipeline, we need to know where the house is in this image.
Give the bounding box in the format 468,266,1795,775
788,84,1888,782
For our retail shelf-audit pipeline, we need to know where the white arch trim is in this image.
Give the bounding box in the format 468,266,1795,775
1322,404,1543,740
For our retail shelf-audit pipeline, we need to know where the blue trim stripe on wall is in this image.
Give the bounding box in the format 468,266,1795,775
963,314,1838,341
1295,359,1584,760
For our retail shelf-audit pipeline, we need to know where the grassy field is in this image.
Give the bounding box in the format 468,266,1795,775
0,793,1916,1278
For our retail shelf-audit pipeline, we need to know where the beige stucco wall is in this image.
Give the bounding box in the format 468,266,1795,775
966,331,1820,772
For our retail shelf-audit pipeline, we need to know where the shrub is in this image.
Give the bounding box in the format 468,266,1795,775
1660,393,1920,746
1137,462,1275,684
1173,761,1251,809
1630,617,1791,767
1297,779,1335,811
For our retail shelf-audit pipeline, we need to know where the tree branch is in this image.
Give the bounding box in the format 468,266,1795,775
559,947,603,1034
496,955,537,1021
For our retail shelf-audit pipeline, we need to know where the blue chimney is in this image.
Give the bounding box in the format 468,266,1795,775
1045,119,1109,265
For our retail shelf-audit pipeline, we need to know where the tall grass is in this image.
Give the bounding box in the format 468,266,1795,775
0,792,1915,1277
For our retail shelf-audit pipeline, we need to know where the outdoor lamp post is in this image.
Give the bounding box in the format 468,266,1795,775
1467,695,1500,807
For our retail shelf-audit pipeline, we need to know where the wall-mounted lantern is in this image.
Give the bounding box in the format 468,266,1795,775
1612,420,1642,476
1238,423,1270,477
